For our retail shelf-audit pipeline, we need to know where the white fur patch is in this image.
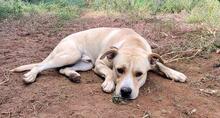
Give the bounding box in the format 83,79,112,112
102,29,121,47
121,74,134,89
113,39,125,49
156,62,187,82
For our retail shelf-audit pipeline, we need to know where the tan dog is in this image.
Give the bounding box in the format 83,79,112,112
11,27,187,99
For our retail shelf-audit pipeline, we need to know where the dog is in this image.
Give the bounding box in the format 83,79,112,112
11,27,187,99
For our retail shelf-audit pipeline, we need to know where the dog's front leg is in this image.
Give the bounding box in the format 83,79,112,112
153,62,187,82
94,60,115,93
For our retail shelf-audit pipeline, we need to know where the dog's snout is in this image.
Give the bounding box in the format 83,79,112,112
120,87,132,98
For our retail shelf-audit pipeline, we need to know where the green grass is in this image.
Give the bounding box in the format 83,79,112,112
0,0,85,21
90,0,220,27
0,0,23,20
90,0,199,16
0,0,220,28
187,0,220,28
91,0,154,18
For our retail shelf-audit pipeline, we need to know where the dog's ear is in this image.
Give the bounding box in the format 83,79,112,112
100,47,118,60
148,53,164,65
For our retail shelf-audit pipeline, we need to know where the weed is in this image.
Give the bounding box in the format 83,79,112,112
158,0,197,13
163,30,217,63
187,0,220,28
1,0,220,27
0,0,23,20
0,0,83,21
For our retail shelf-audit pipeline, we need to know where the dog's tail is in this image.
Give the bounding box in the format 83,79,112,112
10,63,39,72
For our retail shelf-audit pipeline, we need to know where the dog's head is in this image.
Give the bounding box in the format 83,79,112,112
100,46,163,99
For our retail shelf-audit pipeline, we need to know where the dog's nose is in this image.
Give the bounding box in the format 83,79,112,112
120,87,132,98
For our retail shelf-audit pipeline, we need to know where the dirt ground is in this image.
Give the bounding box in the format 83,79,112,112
0,13,220,118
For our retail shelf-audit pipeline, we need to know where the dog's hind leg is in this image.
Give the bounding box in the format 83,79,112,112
23,49,81,83
59,55,94,83
153,62,187,82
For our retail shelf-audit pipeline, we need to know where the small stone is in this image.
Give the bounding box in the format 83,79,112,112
161,109,168,114
190,108,197,114
186,108,197,115
199,89,218,95
216,49,220,54
142,111,151,118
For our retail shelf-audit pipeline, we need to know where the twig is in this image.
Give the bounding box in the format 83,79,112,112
0,70,10,85
164,36,216,64
204,25,217,38
32,103,38,118
161,32,168,37
168,54,179,61
161,49,198,58
165,49,202,63
1,111,12,117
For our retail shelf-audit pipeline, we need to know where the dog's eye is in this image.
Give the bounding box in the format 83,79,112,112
135,71,143,77
117,68,124,74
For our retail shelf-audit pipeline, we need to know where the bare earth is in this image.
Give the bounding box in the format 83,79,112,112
0,14,220,118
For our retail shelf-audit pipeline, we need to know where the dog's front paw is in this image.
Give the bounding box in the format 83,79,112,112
101,80,115,93
23,72,37,83
170,71,187,82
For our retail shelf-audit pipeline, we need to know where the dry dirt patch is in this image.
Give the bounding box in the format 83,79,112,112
0,14,220,118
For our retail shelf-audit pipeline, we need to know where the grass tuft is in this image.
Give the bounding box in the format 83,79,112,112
187,0,220,28
0,0,85,21
0,0,23,20
0,0,220,28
